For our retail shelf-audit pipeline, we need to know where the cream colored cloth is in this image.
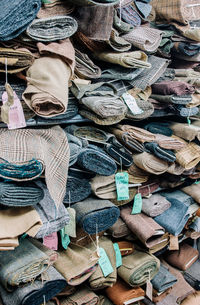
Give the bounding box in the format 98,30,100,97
181,183,200,204
170,122,200,142
133,152,169,175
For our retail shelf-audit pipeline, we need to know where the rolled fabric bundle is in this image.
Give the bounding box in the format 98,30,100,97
164,243,199,271
181,183,200,204
181,292,200,305
125,99,154,121
54,243,99,286
113,9,134,34
107,28,132,52
152,81,195,96
117,241,135,256
144,142,176,162
101,65,143,81
122,27,162,52
98,295,113,305
0,181,44,207
151,93,193,105
133,152,169,175
120,206,165,249
0,266,67,305
171,104,199,117
105,279,145,305
170,122,200,142
26,16,78,41
155,134,186,150
175,142,200,170
184,259,200,290
127,164,150,183
93,51,151,69
114,125,155,143
75,49,101,79
116,4,141,27
151,264,177,293
154,198,190,236
66,133,88,167
160,190,194,207
0,0,41,41
138,180,160,197
70,226,105,247
68,0,120,6
118,250,160,287
77,145,117,176
72,196,120,234
89,236,117,290
0,48,34,74
0,238,50,291
37,1,75,19
60,287,99,305
0,78,26,102
64,176,91,204
107,217,131,239
144,122,172,136
142,194,171,217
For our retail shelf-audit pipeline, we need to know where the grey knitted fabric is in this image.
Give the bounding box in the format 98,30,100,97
64,176,92,204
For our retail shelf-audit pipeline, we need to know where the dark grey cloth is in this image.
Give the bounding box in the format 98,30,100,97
64,176,92,204
151,264,177,293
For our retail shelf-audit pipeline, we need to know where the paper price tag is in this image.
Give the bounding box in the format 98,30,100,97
98,247,114,277
43,232,58,251
122,93,143,115
169,234,179,250
60,228,70,250
65,208,76,238
113,243,122,268
146,280,153,301
195,180,200,184
132,193,142,214
115,172,129,201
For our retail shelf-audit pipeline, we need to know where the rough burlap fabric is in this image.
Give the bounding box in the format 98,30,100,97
60,286,99,305
0,126,70,207
89,236,117,290
181,183,200,204
127,164,150,183
133,152,169,175
175,142,200,170
118,250,160,287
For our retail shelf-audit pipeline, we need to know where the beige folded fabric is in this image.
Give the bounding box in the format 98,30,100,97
127,164,150,183
181,291,200,305
93,51,151,69
155,133,186,150
116,124,155,143
170,122,200,142
167,162,185,175
0,48,34,73
133,152,169,175
181,183,200,204
175,142,200,170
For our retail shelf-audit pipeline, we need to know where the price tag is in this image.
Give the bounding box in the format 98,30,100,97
115,172,129,201
169,234,179,250
122,93,143,115
146,280,153,301
98,247,114,277
43,232,58,251
65,208,76,238
195,180,200,184
132,193,142,214
113,243,122,268
60,228,70,250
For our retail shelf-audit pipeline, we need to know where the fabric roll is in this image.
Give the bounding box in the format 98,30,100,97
60,287,99,305
72,196,120,234
34,181,69,239
141,194,171,217
64,176,91,204
154,198,190,236
0,181,44,207
164,243,199,271
144,122,172,136
151,264,177,293
117,241,135,256
75,49,102,79
133,152,169,175
0,238,50,291
0,266,67,305
151,94,192,105
54,243,99,286
120,206,165,249
144,142,176,162
114,125,155,143
127,164,149,183
118,250,160,287
171,104,199,117
89,236,117,290
175,142,200,170
0,0,41,41
181,183,200,204
106,217,131,239
0,126,69,207
167,162,185,176
160,190,194,207
26,16,78,41
184,259,200,290
181,292,200,305
70,227,105,247
37,2,75,19
170,122,200,142
69,0,120,6
154,134,186,150
99,295,114,305
125,99,154,121
152,81,195,96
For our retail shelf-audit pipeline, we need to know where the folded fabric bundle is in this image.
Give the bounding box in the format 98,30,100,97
144,122,172,136
66,133,88,166
64,176,91,204
37,1,75,19
0,126,69,207
0,238,50,291
69,0,120,6
0,48,34,74
127,164,149,183
72,196,120,234
0,78,26,102
170,122,200,142
151,93,192,105
184,259,200,290
116,4,141,27
0,206,42,250
155,134,186,150
101,63,143,80
175,142,200,170
133,152,169,175
181,292,200,305
113,125,155,143
141,194,171,217
125,99,154,121
99,295,113,305
26,16,78,41
105,279,145,305
117,241,135,256
151,264,177,293
144,142,176,162
106,28,132,52
181,183,200,204
164,243,199,271
89,236,117,290
60,286,99,305
77,145,117,176
160,190,194,207
70,226,105,247
173,42,200,57
54,243,99,286
138,180,160,197
118,250,160,287
0,266,67,305
0,0,41,41
152,81,195,96
122,27,162,52
107,217,131,239
75,49,101,79
154,198,190,236
93,51,151,69
34,181,69,239
120,206,165,249
0,181,44,207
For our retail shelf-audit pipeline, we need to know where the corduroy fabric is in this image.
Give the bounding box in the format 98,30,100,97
115,124,155,143
155,133,186,150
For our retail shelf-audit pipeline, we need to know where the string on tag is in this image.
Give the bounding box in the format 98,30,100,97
68,191,71,208
120,157,122,172
187,107,191,125
96,223,100,257
5,58,8,85
43,295,46,305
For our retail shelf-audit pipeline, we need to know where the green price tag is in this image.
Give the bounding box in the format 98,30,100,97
115,172,129,201
65,207,76,238
60,228,70,250
98,247,114,277
132,193,142,214
113,243,122,268
195,181,200,184
187,117,191,125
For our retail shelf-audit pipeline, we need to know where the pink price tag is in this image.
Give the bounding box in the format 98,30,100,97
2,90,26,129
43,232,58,250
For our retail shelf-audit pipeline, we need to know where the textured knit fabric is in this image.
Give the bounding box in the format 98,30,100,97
0,126,70,207
133,152,169,175
170,122,200,142
101,65,143,81
116,4,141,27
75,49,101,79
0,0,41,41
142,194,171,217
155,134,186,150
0,266,67,305
72,196,120,234
151,264,177,293
64,176,91,204
152,81,195,96
175,142,200,170
144,142,176,162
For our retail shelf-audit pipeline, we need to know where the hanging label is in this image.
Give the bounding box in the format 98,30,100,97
64,208,76,238
132,193,142,214
60,228,70,250
43,232,58,251
169,234,179,250
98,247,114,277
113,243,122,268
146,280,153,301
187,117,191,126
122,93,143,115
195,180,200,184
2,89,26,129
115,172,129,201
